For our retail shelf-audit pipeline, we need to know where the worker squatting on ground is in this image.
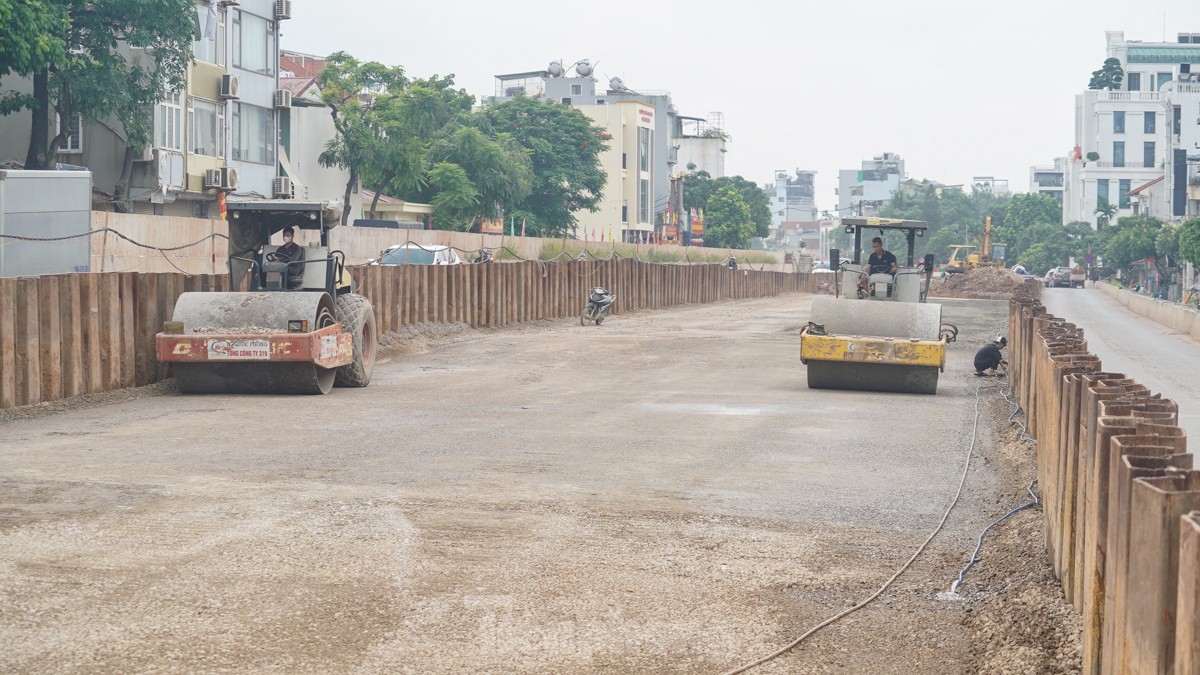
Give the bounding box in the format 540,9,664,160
857,236,898,297
974,336,1008,377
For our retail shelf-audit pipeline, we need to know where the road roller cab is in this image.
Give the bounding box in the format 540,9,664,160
800,218,954,395
155,200,378,395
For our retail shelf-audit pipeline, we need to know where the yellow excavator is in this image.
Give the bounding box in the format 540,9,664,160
800,218,957,395
966,216,1007,269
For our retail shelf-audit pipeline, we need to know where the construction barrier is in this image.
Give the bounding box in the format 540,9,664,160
0,261,817,410
1009,297,1199,675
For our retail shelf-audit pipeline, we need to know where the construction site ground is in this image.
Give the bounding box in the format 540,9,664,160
0,293,1081,674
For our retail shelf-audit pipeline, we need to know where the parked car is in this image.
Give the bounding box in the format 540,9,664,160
1045,266,1073,288
371,243,462,265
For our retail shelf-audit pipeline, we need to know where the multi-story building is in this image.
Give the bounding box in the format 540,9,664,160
676,114,726,179
486,62,716,241
837,152,905,217
1065,31,1200,227
767,169,818,229
1029,158,1067,205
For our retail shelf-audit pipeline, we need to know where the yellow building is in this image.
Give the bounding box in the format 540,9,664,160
576,100,654,242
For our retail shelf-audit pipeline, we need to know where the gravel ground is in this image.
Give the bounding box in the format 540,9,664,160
0,295,1081,674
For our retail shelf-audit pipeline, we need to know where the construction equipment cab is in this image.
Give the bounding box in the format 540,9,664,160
799,218,953,395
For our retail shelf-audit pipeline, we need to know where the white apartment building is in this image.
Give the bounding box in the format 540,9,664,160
1065,31,1200,227
837,152,905,217
1029,158,1067,205
768,169,818,229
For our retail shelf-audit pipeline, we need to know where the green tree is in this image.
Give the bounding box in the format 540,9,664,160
1178,218,1200,267
1088,57,1125,91
481,95,608,237
0,0,68,113
426,161,478,230
7,0,195,172
1017,242,1069,275
703,184,754,249
317,52,409,226
682,172,773,239
1104,224,1159,269
1095,201,1117,228
364,74,474,215
425,125,532,229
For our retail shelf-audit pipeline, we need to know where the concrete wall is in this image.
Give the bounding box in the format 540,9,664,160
1096,281,1200,340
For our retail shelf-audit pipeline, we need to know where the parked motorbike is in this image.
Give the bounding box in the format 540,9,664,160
581,287,615,326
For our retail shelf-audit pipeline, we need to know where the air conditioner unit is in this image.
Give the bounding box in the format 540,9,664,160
273,89,292,109
204,168,223,189
275,0,291,19
273,176,293,198
134,146,155,162
221,167,240,191
219,74,240,99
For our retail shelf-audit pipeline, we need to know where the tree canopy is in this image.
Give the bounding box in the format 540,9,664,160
702,184,754,250
2,0,196,171
682,171,771,241
480,95,609,237
1088,57,1125,91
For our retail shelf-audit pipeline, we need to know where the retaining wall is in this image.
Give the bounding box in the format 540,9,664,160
1009,297,1199,674
0,261,817,410
1096,281,1200,341
65,213,785,275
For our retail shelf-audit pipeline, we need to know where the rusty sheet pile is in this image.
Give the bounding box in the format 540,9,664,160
1008,297,1199,674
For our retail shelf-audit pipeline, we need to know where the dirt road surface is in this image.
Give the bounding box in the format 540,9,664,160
0,295,1076,673
1040,287,1200,441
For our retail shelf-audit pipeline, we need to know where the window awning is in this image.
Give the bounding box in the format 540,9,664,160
1126,46,1200,63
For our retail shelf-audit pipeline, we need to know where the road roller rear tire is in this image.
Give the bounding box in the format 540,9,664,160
806,361,939,395
334,293,376,388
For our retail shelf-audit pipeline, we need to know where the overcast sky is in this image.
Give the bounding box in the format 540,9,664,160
281,0,1200,212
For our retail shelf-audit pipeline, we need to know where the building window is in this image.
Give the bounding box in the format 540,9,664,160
231,102,275,165
232,9,275,75
1144,141,1155,168
1157,72,1172,90
1113,141,1125,167
1127,72,1141,91
1144,111,1156,134
1119,179,1131,208
55,113,82,153
638,178,650,223
1113,111,1125,134
188,97,224,157
560,97,571,105
571,84,582,96
156,91,183,151
621,152,627,170
778,196,785,202
192,4,225,66
637,127,651,172
1097,179,1109,208
621,204,628,223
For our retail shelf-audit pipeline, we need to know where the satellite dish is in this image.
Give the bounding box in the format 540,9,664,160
575,59,593,77
609,76,626,91
547,61,564,77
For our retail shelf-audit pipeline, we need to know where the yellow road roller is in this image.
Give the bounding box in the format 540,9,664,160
800,218,955,395
156,201,376,395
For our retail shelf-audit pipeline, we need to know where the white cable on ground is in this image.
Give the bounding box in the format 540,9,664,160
722,380,990,675
946,349,1041,595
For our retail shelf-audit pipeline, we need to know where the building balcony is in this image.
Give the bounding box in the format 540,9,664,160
1096,91,1161,102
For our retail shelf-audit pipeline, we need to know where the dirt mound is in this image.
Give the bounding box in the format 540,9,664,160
930,267,1041,301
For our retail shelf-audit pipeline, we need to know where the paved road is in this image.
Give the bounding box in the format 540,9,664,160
1040,287,1200,442
0,295,1016,673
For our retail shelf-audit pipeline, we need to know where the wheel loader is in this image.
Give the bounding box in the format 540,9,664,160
800,218,955,395
156,200,377,395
